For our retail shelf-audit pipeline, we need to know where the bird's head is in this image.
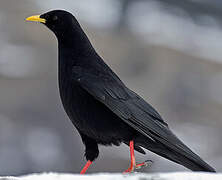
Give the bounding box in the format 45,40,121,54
26,10,81,38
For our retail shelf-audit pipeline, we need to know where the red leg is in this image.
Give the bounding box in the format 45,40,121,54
80,160,92,174
124,140,136,173
123,141,152,173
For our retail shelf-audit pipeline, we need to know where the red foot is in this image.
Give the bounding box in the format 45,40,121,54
123,140,152,173
124,166,134,173
123,161,152,173
135,160,152,169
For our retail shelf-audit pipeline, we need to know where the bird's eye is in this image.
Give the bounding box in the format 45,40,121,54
53,16,58,21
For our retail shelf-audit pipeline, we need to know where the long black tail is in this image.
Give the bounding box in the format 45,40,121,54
135,136,216,172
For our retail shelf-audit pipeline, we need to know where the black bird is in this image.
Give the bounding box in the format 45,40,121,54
26,10,215,173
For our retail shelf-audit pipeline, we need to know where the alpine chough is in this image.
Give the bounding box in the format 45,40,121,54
26,10,215,173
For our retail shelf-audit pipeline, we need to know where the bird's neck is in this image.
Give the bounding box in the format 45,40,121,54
57,29,97,89
57,27,99,89
57,27,96,58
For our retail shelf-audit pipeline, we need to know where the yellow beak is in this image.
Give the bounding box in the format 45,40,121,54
26,15,46,23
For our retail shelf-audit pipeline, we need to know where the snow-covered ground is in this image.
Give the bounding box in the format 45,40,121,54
2,172,221,180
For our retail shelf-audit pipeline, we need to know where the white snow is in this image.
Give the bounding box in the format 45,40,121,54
1,172,221,180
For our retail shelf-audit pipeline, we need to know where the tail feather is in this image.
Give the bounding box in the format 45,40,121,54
135,136,216,172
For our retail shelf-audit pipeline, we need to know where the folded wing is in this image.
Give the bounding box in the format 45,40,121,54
72,66,215,172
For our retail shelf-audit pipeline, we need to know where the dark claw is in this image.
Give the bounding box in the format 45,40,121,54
135,160,153,169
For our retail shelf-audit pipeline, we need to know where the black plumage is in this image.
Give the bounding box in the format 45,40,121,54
26,10,215,172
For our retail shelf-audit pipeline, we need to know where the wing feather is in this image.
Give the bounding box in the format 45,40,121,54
72,66,204,164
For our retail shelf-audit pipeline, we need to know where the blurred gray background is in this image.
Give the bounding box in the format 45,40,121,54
0,0,221,175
